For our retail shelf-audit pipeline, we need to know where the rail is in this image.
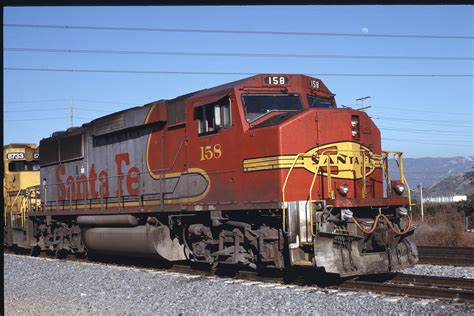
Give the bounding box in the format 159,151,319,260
281,148,411,233
6,250,474,303
417,246,474,267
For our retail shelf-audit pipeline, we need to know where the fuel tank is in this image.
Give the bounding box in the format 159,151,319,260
81,224,188,261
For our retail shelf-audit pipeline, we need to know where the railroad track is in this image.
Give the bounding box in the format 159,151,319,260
418,246,474,266
5,249,474,303
342,273,474,303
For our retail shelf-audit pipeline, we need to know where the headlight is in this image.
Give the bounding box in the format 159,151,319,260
351,116,359,127
338,183,349,196
351,115,359,138
397,207,408,217
394,183,405,195
351,128,359,137
341,208,353,221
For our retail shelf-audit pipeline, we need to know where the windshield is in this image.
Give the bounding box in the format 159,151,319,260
8,161,40,172
242,94,303,123
307,95,334,108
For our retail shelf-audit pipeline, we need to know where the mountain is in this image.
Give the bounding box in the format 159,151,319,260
388,156,474,189
422,171,474,198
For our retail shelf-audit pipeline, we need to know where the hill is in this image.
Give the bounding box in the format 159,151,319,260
389,156,473,188
423,171,474,198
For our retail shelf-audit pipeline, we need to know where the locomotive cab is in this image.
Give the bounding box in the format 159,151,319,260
231,75,417,275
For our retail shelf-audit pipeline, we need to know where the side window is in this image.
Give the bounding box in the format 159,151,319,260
197,97,231,136
307,95,333,108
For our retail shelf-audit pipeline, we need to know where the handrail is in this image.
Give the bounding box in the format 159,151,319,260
308,150,335,236
398,153,413,212
38,137,189,212
362,151,367,198
281,153,311,233
4,185,40,227
282,148,411,235
7,189,23,225
383,150,413,212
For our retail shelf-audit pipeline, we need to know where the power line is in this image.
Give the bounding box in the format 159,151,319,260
4,23,474,40
380,128,473,137
4,106,121,114
376,116,472,124
4,47,473,61
4,98,134,105
379,126,472,134
372,105,471,116
75,98,135,105
383,138,472,147
374,117,472,127
74,107,114,113
4,107,69,112
399,139,472,144
387,137,472,144
3,99,69,104
4,67,473,78
5,117,70,122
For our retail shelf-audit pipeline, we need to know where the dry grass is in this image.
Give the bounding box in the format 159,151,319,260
414,204,474,247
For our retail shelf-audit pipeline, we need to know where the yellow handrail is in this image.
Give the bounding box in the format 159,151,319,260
362,151,367,198
282,148,409,236
382,150,412,212
281,153,310,233
308,150,334,236
398,153,412,212
7,189,23,227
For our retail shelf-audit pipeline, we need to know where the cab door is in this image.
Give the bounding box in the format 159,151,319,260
186,94,242,206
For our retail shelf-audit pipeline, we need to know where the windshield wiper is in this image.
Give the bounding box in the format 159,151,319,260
249,109,298,124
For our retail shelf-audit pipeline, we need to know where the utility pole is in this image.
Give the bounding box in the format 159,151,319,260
419,183,424,222
356,96,371,109
70,97,74,127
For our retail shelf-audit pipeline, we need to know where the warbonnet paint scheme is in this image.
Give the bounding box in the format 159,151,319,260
4,74,417,276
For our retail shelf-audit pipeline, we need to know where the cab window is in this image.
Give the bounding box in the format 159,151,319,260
8,161,40,172
242,94,302,123
307,95,333,108
196,97,231,136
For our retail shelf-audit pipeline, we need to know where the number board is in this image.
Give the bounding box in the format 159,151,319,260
7,152,25,160
309,79,320,89
264,76,289,85
33,152,39,159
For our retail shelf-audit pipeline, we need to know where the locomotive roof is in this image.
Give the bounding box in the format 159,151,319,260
41,74,325,142
4,143,37,149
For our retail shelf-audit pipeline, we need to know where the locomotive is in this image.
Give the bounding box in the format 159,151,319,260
4,143,41,247
4,74,418,276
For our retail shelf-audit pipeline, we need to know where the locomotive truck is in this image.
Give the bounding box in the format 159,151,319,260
4,74,418,276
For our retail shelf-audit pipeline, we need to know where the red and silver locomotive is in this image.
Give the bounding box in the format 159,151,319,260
5,74,418,276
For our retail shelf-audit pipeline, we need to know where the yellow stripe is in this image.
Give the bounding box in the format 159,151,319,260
243,155,304,172
42,167,211,212
145,103,161,179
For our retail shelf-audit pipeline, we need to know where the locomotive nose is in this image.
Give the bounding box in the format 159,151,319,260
313,109,377,147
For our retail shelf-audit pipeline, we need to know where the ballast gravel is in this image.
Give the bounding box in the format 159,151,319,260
4,254,474,315
400,264,474,279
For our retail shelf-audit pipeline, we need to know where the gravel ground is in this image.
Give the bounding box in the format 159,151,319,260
400,264,474,279
4,254,474,315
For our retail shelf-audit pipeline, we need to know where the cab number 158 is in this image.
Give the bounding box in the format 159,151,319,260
200,144,222,161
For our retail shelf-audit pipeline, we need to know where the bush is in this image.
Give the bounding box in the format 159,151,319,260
412,203,474,247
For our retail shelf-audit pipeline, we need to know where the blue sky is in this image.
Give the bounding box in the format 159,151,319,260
3,5,473,158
